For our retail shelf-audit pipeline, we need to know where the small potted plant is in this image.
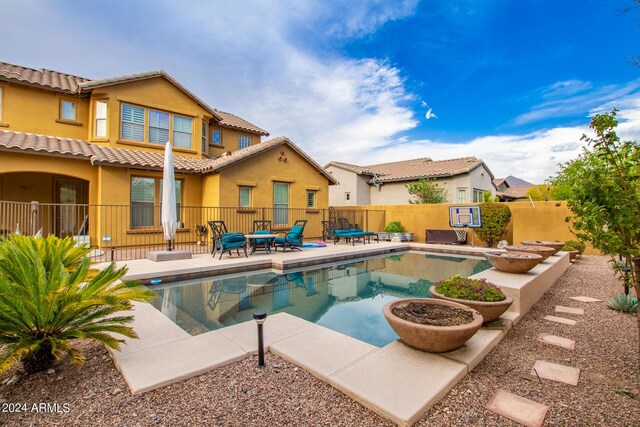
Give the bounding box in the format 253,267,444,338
383,298,483,352
429,275,513,323
384,221,405,242
563,240,586,261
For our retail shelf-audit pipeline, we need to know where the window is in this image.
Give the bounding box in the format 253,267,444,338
457,188,467,204
239,186,252,207
173,115,192,148
211,129,222,145
238,135,251,149
472,189,484,203
307,191,316,208
131,177,155,227
148,109,170,145
94,100,107,138
121,104,145,142
60,100,77,121
345,192,351,201
273,182,289,225
201,122,208,153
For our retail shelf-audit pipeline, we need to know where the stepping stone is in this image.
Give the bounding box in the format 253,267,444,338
531,360,580,386
537,333,575,350
544,315,577,326
555,305,584,315
570,296,603,303
485,389,549,427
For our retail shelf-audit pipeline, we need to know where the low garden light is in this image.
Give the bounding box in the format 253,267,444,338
253,310,267,368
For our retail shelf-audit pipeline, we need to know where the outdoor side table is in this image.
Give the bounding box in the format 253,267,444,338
245,233,278,254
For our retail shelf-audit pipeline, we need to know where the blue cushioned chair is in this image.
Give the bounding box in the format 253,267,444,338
337,217,378,244
323,220,376,245
273,220,307,252
208,220,248,260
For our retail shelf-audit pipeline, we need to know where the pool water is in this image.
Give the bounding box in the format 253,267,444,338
148,251,491,347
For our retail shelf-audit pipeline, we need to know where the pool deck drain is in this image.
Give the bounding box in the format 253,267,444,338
104,243,571,426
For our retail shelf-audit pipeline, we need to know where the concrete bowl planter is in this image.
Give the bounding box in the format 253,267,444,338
568,250,580,261
483,250,543,274
521,240,565,255
383,298,483,353
429,285,513,323
505,245,555,261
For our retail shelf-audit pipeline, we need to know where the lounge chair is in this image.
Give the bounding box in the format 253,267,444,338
251,220,274,253
273,220,307,252
322,220,375,245
337,218,379,243
207,220,248,259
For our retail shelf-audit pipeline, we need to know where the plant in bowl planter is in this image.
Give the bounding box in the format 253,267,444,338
383,298,483,352
429,275,513,323
384,221,405,241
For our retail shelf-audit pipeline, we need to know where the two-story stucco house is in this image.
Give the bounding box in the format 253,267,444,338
0,61,335,246
325,157,495,206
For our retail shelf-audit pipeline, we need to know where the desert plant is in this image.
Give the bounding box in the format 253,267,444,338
406,178,448,204
475,203,511,247
384,221,404,233
563,240,586,254
434,275,506,302
606,293,638,313
0,235,154,374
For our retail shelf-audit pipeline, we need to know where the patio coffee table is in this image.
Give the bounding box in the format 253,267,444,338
245,233,278,254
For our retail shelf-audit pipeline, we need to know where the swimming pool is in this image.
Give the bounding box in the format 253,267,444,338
148,251,492,347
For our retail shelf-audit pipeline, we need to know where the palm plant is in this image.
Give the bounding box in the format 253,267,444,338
0,235,154,374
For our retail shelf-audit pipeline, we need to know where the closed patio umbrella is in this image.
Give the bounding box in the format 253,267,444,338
161,141,177,251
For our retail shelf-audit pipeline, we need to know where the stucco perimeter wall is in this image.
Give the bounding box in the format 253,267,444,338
338,201,597,254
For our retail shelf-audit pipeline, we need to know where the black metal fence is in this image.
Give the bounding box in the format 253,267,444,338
0,200,385,262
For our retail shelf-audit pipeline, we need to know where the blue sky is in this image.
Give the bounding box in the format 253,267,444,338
2,0,639,182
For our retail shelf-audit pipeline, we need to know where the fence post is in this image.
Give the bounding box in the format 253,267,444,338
30,201,39,236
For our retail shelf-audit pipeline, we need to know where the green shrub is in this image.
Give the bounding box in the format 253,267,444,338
606,293,638,313
0,235,154,374
563,240,586,254
475,203,511,247
434,274,506,302
384,221,405,233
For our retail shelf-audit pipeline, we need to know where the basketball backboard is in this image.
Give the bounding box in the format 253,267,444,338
449,206,482,228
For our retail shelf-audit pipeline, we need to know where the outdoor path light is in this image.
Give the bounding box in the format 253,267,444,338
253,311,267,368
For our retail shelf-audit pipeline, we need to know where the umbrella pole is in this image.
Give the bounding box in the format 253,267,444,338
167,239,173,251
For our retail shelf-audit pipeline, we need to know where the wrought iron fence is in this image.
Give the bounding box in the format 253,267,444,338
0,200,385,262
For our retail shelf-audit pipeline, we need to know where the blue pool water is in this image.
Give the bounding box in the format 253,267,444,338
149,251,491,347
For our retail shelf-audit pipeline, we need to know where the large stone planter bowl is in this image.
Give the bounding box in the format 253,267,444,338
383,298,483,353
483,251,543,274
521,240,564,255
505,245,555,261
430,285,514,323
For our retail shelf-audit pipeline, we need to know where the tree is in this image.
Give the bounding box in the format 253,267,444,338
525,184,558,201
0,235,154,374
482,190,499,203
551,110,640,343
406,178,448,204
475,203,511,247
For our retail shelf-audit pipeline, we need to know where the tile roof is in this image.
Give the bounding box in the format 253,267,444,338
499,185,533,199
0,131,335,183
215,110,269,136
0,61,267,135
0,61,90,93
326,156,492,183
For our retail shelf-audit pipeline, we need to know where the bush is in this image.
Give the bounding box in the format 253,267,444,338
475,203,511,247
606,293,638,313
384,221,405,233
434,275,506,302
0,235,155,374
563,240,586,254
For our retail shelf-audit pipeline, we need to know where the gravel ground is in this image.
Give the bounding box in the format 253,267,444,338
0,255,637,426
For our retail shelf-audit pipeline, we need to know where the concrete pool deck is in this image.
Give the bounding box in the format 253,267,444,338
101,242,570,426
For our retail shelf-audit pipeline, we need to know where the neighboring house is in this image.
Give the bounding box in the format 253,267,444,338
325,157,495,206
0,61,335,240
493,175,534,201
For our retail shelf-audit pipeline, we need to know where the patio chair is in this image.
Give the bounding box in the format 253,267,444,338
322,220,373,245
273,220,307,252
337,218,378,243
251,220,273,253
207,220,248,260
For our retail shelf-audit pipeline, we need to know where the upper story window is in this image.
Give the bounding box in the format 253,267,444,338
211,129,222,145
148,109,170,145
472,189,484,203
60,99,77,121
121,104,145,142
457,188,467,204
201,122,208,153
238,135,251,150
173,115,192,149
94,100,108,138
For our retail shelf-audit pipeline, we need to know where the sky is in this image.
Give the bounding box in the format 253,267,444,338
2,0,640,183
